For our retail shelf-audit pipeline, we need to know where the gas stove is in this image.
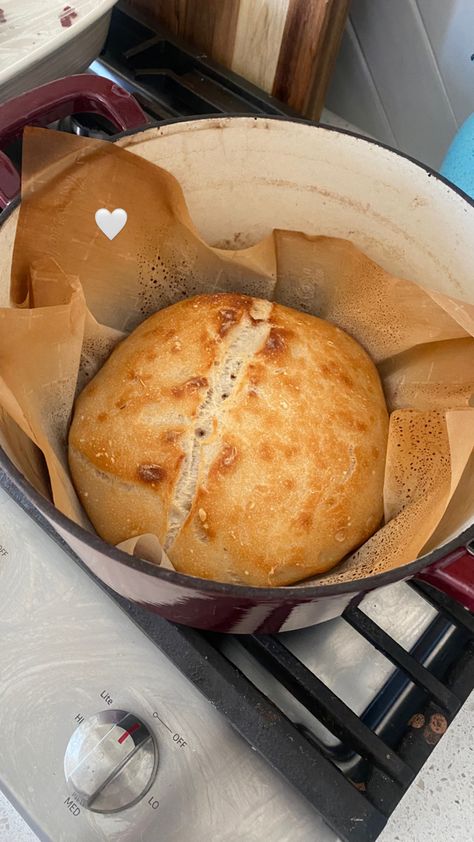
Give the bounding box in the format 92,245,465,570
0,6,473,842
1,475,473,842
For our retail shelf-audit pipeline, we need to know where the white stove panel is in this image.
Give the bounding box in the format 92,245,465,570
0,485,337,842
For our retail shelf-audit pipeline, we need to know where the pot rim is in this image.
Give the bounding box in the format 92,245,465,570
1,113,473,601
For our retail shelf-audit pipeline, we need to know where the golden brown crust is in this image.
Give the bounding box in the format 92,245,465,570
68,293,388,586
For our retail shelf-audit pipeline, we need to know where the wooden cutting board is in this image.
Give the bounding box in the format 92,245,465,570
122,0,350,119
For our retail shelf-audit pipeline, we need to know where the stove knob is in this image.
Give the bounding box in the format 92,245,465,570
64,709,158,813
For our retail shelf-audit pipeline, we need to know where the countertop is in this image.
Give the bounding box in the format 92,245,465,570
378,691,473,842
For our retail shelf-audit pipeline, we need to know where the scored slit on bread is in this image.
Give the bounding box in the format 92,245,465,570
165,298,272,551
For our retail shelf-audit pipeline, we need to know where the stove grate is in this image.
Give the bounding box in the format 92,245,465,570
343,601,461,715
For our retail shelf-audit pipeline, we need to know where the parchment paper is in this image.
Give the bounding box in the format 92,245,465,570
0,126,473,587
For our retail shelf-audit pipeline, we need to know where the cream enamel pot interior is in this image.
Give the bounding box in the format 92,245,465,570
0,115,473,633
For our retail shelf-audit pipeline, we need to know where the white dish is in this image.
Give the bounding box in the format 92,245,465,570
0,0,117,103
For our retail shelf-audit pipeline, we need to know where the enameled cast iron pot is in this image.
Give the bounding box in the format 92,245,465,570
0,76,473,633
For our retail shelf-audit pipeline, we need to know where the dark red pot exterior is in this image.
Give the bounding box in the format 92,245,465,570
416,547,474,613
50,518,358,632
1,436,473,633
139,592,358,633
150,548,474,631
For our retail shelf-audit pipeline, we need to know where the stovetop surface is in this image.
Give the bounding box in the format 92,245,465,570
0,483,335,842
1,468,472,842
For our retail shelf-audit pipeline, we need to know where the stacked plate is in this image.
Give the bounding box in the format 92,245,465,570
0,0,117,103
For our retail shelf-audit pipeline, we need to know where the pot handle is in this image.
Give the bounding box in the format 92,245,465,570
0,74,148,209
415,544,474,611
0,150,20,209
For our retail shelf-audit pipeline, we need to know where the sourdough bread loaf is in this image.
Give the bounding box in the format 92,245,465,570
68,293,388,586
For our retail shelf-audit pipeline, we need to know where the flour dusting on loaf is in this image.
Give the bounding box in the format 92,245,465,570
68,293,388,586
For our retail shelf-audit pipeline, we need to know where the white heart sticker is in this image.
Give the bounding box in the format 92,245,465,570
95,208,128,240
